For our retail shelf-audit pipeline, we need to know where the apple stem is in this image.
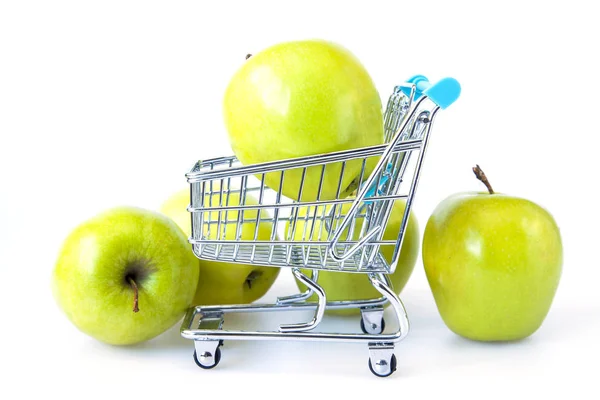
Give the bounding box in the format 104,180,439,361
245,270,262,289
128,277,140,313
473,164,494,194
245,53,252,60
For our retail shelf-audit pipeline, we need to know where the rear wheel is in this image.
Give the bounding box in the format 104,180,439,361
360,316,386,334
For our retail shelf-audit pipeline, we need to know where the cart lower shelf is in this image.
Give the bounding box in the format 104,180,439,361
180,273,410,378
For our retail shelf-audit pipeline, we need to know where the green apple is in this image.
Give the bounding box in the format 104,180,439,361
223,39,384,202
52,206,199,346
422,166,563,341
160,187,281,305
287,199,419,315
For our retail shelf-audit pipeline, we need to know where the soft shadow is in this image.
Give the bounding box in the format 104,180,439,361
213,339,406,379
447,332,535,349
395,289,447,333
126,319,191,351
535,303,600,341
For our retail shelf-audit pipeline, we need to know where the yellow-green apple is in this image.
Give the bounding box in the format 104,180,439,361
287,199,419,315
223,39,384,202
422,165,563,341
52,206,199,345
160,188,281,305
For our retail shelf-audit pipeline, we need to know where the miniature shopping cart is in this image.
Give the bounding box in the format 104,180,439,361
180,75,461,377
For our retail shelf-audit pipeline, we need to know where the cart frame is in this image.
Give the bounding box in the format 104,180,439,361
180,76,461,377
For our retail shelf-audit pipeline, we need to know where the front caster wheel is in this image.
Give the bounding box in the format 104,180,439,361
193,347,222,369
368,353,397,378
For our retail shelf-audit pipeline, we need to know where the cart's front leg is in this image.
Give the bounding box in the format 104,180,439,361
364,272,409,377
193,339,222,369
368,343,397,378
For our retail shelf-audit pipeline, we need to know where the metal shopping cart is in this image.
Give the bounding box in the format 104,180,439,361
180,75,461,377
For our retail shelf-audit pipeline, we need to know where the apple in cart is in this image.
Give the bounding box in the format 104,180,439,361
160,187,281,305
286,198,419,315
52,207,199,345
422,166,563,341
223,39,385,202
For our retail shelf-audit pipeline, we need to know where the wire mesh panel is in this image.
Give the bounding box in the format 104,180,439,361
186,82,439,273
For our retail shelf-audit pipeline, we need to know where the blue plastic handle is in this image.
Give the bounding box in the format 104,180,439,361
399,75,461,109
399,75,430,99
362,75,461,202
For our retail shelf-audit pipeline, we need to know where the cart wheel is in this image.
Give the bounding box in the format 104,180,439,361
193,347,222,370
360,317,386,334
368,354,397,378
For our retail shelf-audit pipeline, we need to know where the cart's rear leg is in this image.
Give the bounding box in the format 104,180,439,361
360,306,386,334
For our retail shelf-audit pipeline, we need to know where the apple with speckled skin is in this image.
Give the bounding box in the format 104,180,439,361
160,188,281,306
422,166,563,341
223,39,384,201
52,206,199,345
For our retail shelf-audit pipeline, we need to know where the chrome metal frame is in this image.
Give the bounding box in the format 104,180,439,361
180,78,453,377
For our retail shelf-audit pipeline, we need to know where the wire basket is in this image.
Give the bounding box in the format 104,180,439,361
185,76,460,274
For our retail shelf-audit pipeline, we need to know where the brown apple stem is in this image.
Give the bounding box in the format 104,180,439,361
128,277,140,313
473,164,494,194
245,271,262,289
245,53,252,60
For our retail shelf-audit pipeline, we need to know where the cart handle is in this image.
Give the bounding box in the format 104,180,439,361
327,76,460,262
400,75,461,110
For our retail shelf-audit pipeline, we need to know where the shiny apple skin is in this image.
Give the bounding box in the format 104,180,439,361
422,192,563,341
223,39,384,201
52,207,199,345
160,188,280,306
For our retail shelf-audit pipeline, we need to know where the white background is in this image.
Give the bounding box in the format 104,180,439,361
1,1,599,398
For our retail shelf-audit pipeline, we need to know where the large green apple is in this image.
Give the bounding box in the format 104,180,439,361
160,187,281,305
52,206,199,346
287,199,419,315
422,166,563,341
223,39,384,202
